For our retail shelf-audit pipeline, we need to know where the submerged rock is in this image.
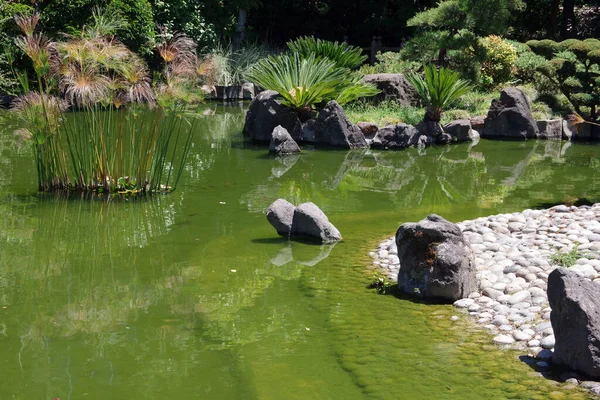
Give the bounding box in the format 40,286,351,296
243,90,303,142
269,125,301,154
482,88,539,140
290,202,342,243
266,198,296,237
548,267,600,378
314,101,368,149
396,214,476,302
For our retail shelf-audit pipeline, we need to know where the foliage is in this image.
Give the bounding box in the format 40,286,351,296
402,0,524,87
476,35,518,89
359,51,421,75
199,43,274,86
11,12,198,193
40,0,155,54
0,2,34,95
245,53,345,111
345,101,423,127
245,46,378,114
406,64,474,122
369,272,395,295
550,244,582,267
287,36,366,70
527,38,600,121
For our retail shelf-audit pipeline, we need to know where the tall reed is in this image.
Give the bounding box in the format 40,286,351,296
11,10,199,194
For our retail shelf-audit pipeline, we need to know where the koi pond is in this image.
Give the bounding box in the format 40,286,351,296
0,104,598,399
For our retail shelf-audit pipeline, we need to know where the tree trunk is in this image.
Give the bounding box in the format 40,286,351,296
233,8,247,49
550,0,560,38
437,48,447,67
562,0,577,38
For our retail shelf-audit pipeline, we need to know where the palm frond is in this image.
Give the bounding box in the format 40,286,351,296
287,36,367,70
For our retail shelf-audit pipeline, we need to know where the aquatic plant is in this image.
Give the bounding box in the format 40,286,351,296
406,64,474,122
11,11,198,193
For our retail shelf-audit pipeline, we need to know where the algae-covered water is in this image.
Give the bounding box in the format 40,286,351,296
0,104,598,399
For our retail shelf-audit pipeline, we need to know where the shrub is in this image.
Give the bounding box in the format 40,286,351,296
527,38,600,121
358,51,421,75
476,35,518,89
245,53,377,119
286,36,366,70
406,64,474,122
199,43,274,86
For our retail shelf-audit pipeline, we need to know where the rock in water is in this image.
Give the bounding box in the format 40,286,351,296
537,119,563,140
482,87,539,140
314,101,368,148
269,125,301,154
266,198,296,237
290,202,342,243
243,90,303,141
396,214,476,302
548,268,600,378
371,124,420,149
443,119,473,142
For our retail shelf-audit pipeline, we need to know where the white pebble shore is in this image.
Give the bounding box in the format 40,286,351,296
369,203,600,353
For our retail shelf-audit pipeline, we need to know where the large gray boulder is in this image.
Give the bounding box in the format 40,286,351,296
290,202,342,243
415,120,444,139
371,124,421,149
537,119,563,140
482,88,539,140
266,199,296,237
269,125,301,154
444,119,473,142
243,90,303,142
396,214,476,302
548,268,600,378
314,101,368,148
363,73,416,105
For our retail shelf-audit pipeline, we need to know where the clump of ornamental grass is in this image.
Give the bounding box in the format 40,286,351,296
11,10,199,194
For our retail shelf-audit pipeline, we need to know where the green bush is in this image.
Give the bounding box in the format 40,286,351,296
406,64,474,122
527,38,600,121
245,53,377,117
476,35,517,89
359,51,421,75
286,36,366,70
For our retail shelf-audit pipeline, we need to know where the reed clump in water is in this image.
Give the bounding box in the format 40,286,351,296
11,9,202,194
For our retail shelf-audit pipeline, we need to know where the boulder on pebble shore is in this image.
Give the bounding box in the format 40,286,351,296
269,125,301,154
482,88,539,140
290,202,342,243
548,267,600,378
314,101,368,148
243,90,303,142
396,214,476,302
266,198,296,237
266,199,342,243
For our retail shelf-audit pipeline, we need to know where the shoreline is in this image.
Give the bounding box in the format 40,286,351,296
369,204,600,355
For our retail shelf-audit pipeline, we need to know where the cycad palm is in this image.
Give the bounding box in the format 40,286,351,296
406,64,474,122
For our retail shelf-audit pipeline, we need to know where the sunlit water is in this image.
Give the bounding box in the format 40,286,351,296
0,103,598,399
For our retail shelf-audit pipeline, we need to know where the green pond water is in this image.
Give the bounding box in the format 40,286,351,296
0,103,599,399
